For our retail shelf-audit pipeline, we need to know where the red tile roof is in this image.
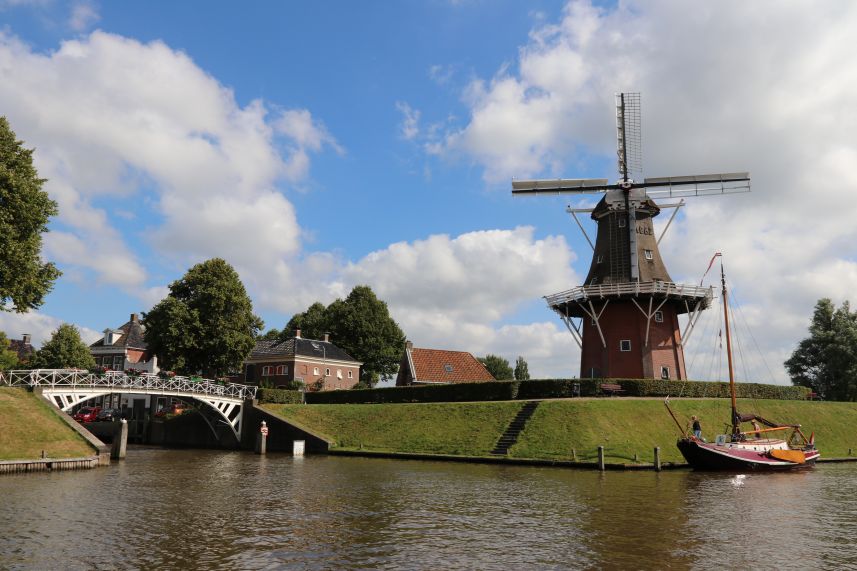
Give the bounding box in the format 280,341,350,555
408,348,495,384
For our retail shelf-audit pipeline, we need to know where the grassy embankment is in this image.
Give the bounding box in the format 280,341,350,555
265,398,857,464
0,387,95,460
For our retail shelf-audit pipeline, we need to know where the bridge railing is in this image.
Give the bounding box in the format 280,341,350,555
0,369,257,400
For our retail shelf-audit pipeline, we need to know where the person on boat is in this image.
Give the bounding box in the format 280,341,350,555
691,416,702,440
751,419,762,439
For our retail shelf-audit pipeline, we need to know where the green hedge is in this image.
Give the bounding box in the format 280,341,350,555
257,388,303,404
300,378,810,404
305,381,520,404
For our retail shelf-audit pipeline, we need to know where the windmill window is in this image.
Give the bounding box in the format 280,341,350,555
618,218,627,228
620,339,632,352
654,311,664,323
661,366,670,380
644,249,653,260
596,255,603,264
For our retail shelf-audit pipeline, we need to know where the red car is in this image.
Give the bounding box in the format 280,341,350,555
72,406,101,423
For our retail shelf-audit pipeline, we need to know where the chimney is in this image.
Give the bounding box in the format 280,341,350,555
22,334,31,345
130,313,138,323
406,340,413,350
323,332,330,343
295,329,301,339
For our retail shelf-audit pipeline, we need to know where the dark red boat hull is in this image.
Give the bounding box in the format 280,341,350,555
677,438,819,471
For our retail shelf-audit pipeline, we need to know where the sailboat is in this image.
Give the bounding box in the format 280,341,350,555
666,261,820,470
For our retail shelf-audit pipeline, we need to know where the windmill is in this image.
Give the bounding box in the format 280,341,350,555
512,93,750,380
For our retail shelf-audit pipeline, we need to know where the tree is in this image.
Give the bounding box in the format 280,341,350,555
143,258,263,377
480,354,514,380
786,298,857,401
30,324,95,369
0,117,61,312
0,332,19,371
514,356,530,380
283,301,329,340
258,328,281,341
285,286,405,386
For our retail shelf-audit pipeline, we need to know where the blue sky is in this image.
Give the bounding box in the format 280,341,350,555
2,1,857,382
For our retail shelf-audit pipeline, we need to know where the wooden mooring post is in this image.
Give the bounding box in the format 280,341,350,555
654,446,661,471
597,446,605,471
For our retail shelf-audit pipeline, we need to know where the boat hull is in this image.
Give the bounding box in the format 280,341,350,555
677,438,820,471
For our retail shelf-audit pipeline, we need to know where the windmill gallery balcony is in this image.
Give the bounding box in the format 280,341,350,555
544,281,713,319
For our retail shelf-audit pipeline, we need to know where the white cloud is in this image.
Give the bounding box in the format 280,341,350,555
0,311,100,349
0,30,336,296
68,0,99,31
423,0,857,382
395,101,421,140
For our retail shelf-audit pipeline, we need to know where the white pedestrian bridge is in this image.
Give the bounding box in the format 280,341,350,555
0,369,257,440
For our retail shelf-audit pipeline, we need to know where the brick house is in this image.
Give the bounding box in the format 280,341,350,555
243,330,361,390
395,341,495,386
8,334,35,363
89,313,159,373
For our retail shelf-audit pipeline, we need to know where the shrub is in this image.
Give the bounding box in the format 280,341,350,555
258,388,304,404
306,381,521,404
295,378,809,404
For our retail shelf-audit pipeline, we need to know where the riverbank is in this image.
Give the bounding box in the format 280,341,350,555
0,387,96,461
264,397,857,464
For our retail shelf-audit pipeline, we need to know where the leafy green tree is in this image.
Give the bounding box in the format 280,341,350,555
258,328,281,341
786,298,857,401
0,117,62,312
30,324,95,369
0,332,19,371
479,354,513,380
326,286,405,386
514,356,530,380
283,302,329,341
285,286,405,386
143,258,263,377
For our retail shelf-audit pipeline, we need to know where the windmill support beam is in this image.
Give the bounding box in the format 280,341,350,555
570,211,595,252
657,199,685,246
560,310,583,349
680,297,708,347
579,299,610,349
631,296,670,347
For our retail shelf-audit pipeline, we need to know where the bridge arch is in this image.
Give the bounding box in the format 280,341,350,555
0,369,256,441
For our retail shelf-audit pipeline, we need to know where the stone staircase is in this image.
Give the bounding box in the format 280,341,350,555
490,400,540,456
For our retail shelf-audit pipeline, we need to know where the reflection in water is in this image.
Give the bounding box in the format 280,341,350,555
0,448,856,570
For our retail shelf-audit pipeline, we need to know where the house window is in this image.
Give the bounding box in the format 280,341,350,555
325,368,331,376
336,369,342,379
654,311,664,323
618,217,627,228
276,365,287,375
661,366,670,380
113,355,123,369
262,365,272,376
644,249,653,260
620,340,632,352
313,367,319,375
348,371,353,379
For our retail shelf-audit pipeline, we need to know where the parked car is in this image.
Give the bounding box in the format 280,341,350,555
72,406,101,423
96,407,124,422
154,403,188,418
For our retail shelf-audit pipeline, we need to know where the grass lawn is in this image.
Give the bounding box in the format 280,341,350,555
513,398,857,463
267,397,857,464
263,401,523,456
0,387,95,460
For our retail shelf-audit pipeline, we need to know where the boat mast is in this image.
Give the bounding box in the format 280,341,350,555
721,262,739,437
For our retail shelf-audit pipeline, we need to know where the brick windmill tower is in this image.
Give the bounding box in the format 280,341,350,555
512,93,750,380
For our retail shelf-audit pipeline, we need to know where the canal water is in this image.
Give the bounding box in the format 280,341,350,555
1,448,855,570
